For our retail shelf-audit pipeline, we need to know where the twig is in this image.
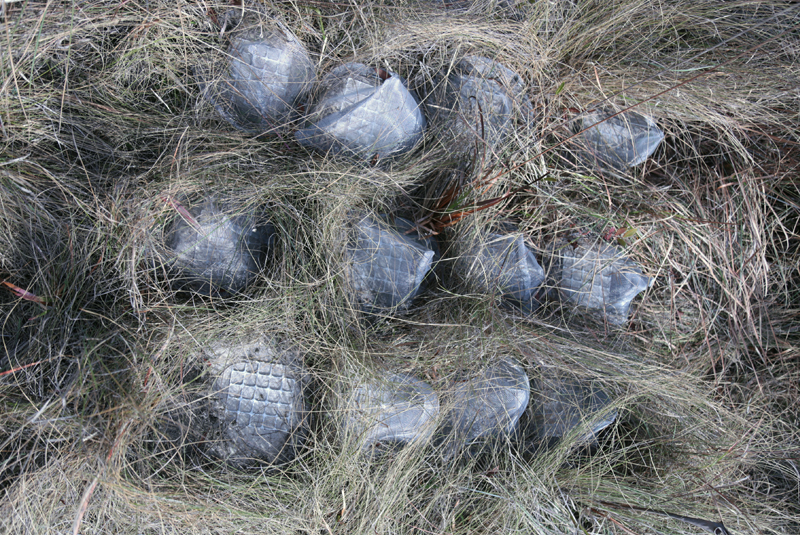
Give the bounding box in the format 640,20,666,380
594,501,733,535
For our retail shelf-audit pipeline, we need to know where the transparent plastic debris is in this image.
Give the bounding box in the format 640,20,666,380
455,227,545,313
421,55,530,161
340,372,439,455
164,197,276,297
206,337,309,467
345,214,437,317
204,24,315,133
295,63,426,161
573,108,664,171
522,373,616,453
438,358,530,459
547,239,651,324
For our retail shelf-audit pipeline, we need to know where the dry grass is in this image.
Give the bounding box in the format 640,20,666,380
1,0,799,533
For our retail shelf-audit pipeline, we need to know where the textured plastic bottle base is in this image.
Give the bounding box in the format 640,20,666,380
341,373,439,454
574,109,664,171
164,198,275,296
438,358,530,459
206,25,314,133
346,214,436,318
549,240,650,324
524,374,617,452
296,63,426,161
207,342,307,467
456,229,545,313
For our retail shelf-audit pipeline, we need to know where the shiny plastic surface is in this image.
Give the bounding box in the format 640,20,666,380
165,198,275,296
209,26,315,132
438,358,530,458
574,109,664,170
550,240,650,324
341,373,439,453
296,63,426,160
457,229,545,313
346,215,436,316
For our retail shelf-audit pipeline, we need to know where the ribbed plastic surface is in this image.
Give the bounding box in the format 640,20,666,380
551,241,650,324
574,109,664,171
438,358,530,459
457,230,545,313
346,215,436,317
342,373,439,454
209,26,314,132
165,198,275,296
210,356,307,466
296,63,426,161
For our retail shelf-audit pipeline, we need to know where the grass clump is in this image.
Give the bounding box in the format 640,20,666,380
1,0,800,533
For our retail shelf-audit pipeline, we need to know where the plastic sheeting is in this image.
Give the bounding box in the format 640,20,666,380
164,198,275,297
345,214,437,317
296,63,426,161
206,25,315,133
340,373,439,454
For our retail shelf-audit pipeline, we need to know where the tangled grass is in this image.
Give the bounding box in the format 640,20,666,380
1,0,799,533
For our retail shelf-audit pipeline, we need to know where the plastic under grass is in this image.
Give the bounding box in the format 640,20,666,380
1,0,800,534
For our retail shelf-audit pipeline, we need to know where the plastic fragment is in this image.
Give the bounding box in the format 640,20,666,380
295,63,426,161
206,25,315,133
206,337,308,467
345,214,437,317
164,197,275,296
574,108,664,170
438,358,530,459
340,372,439,454
548,240,650,324
455,228,545,313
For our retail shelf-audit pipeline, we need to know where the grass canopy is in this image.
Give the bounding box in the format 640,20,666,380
1,0,800,534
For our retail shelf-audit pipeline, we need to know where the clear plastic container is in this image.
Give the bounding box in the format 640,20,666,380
573,108,664,171
522,373,617,453
548,240,650,324
164,198,275,297
438,358,530,459
346,214,437,317
422,56,529,161
340,372,439,455
296,63,426,161
456,228,545,313
206,337,308,467
206,25,315,133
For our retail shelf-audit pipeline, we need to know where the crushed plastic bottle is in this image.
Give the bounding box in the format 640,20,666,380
295,63,426,161
455,227,545,313
164,197,276,297
345,214,437,317
523,373,616,453
573,108,664,171
421,56,530,162
547,239,651,324
205,337,309,467
340,372,439,455
438,358,530,459
205,24,315,133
